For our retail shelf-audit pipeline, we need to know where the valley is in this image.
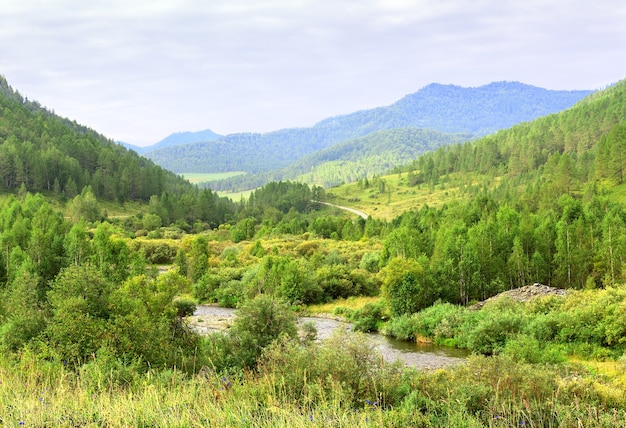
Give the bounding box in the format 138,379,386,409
1,74,626,426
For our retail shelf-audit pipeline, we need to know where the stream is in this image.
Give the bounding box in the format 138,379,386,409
192,305,469,370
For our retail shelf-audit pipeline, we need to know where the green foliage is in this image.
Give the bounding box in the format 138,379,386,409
456,299,526,355
386,285,626,363
381,257,438,316
349,301,387,332
0,77,194,202
173,297,197,318
258,330,404,408
385,301,466,342
131,239,178,264
187,235,209,282
46,264,114,364
229,295,297,368
0,271,46,351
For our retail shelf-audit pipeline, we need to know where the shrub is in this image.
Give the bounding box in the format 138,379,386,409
173,297,197,318
257,330,405,408
193,273,221,302
350,302,386,333
214,280,243,308
384,314,418,341
457,300,526,355
229,295,297,368
359,251,381,273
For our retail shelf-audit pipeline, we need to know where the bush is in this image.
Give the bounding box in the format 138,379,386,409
173,298,197,318
457,299,526,355
229,295,297,368
136,240,178,264
359,251,381,273
214,280,243,308
257,330,405,408
193,273,221,302
350,302,386,333
384,314,418,341
412,301,465,339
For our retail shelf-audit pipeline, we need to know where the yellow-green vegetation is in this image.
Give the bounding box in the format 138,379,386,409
179,171,246,184
307,295,381,315
216,188,255,201
327,172,498,221
2,350,625,427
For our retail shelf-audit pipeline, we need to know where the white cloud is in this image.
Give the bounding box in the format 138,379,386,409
0,0,624,145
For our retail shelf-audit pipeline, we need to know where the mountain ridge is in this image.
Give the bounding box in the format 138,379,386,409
144,81,593,179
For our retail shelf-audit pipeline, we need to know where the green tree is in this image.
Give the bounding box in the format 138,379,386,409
68,186,101,222
0,271,46,351
381,257,436,316
46,264,113,364
188,235,209,282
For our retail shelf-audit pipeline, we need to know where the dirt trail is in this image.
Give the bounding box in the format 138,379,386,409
317,201,368,220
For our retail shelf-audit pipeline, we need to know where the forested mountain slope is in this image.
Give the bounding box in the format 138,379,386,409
325,79,626,300
145,82,592,175
204,128,471,191
405,80,626,184
0,75,193,202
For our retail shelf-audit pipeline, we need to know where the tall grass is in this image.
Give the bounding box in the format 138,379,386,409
2,340,626,427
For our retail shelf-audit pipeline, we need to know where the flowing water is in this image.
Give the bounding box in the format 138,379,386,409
192,305,469,369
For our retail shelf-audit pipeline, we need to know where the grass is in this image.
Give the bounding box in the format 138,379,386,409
179,172,246,184
217,188,255,201
327,171,498,221
307,296,381,315
3,352,626,427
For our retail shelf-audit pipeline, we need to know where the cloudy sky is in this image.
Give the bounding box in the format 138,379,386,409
1,0,625,146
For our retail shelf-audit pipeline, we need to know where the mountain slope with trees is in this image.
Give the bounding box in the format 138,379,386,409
145,82,592,176
327,79,626,301
0,75,193,202
203,127,472,191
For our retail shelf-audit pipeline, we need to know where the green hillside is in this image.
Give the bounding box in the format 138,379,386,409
203,127,471,191
331,80,626,220
0,75,192,202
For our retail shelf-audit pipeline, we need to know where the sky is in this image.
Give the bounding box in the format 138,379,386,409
1,0,625,147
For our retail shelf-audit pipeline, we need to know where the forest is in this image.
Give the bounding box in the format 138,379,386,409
0,75,626,426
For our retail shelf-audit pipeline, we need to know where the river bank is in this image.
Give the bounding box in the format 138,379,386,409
190,304,468,369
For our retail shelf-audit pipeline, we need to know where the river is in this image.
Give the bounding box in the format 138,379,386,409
192,305,468,369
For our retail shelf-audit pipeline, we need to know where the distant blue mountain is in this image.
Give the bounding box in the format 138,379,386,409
145,82,593,174
120,129,222,154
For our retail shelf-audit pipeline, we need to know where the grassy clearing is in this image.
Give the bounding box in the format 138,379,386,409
217,188,255,201
327,171,497,221
179,172,246,184
307,296,381,315
100,199,147,218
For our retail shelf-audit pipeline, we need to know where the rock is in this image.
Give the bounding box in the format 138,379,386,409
469,283,568,310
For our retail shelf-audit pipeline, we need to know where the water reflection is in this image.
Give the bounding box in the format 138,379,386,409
193,305,468,369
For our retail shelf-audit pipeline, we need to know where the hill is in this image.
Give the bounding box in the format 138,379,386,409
0,75,193,202
123,129,223,154
203,128,471,191
144,82,592,178
330,79,626,220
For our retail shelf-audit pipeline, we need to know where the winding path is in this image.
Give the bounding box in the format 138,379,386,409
317,201,369,220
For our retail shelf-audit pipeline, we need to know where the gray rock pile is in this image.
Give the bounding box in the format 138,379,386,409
470,283,568,310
